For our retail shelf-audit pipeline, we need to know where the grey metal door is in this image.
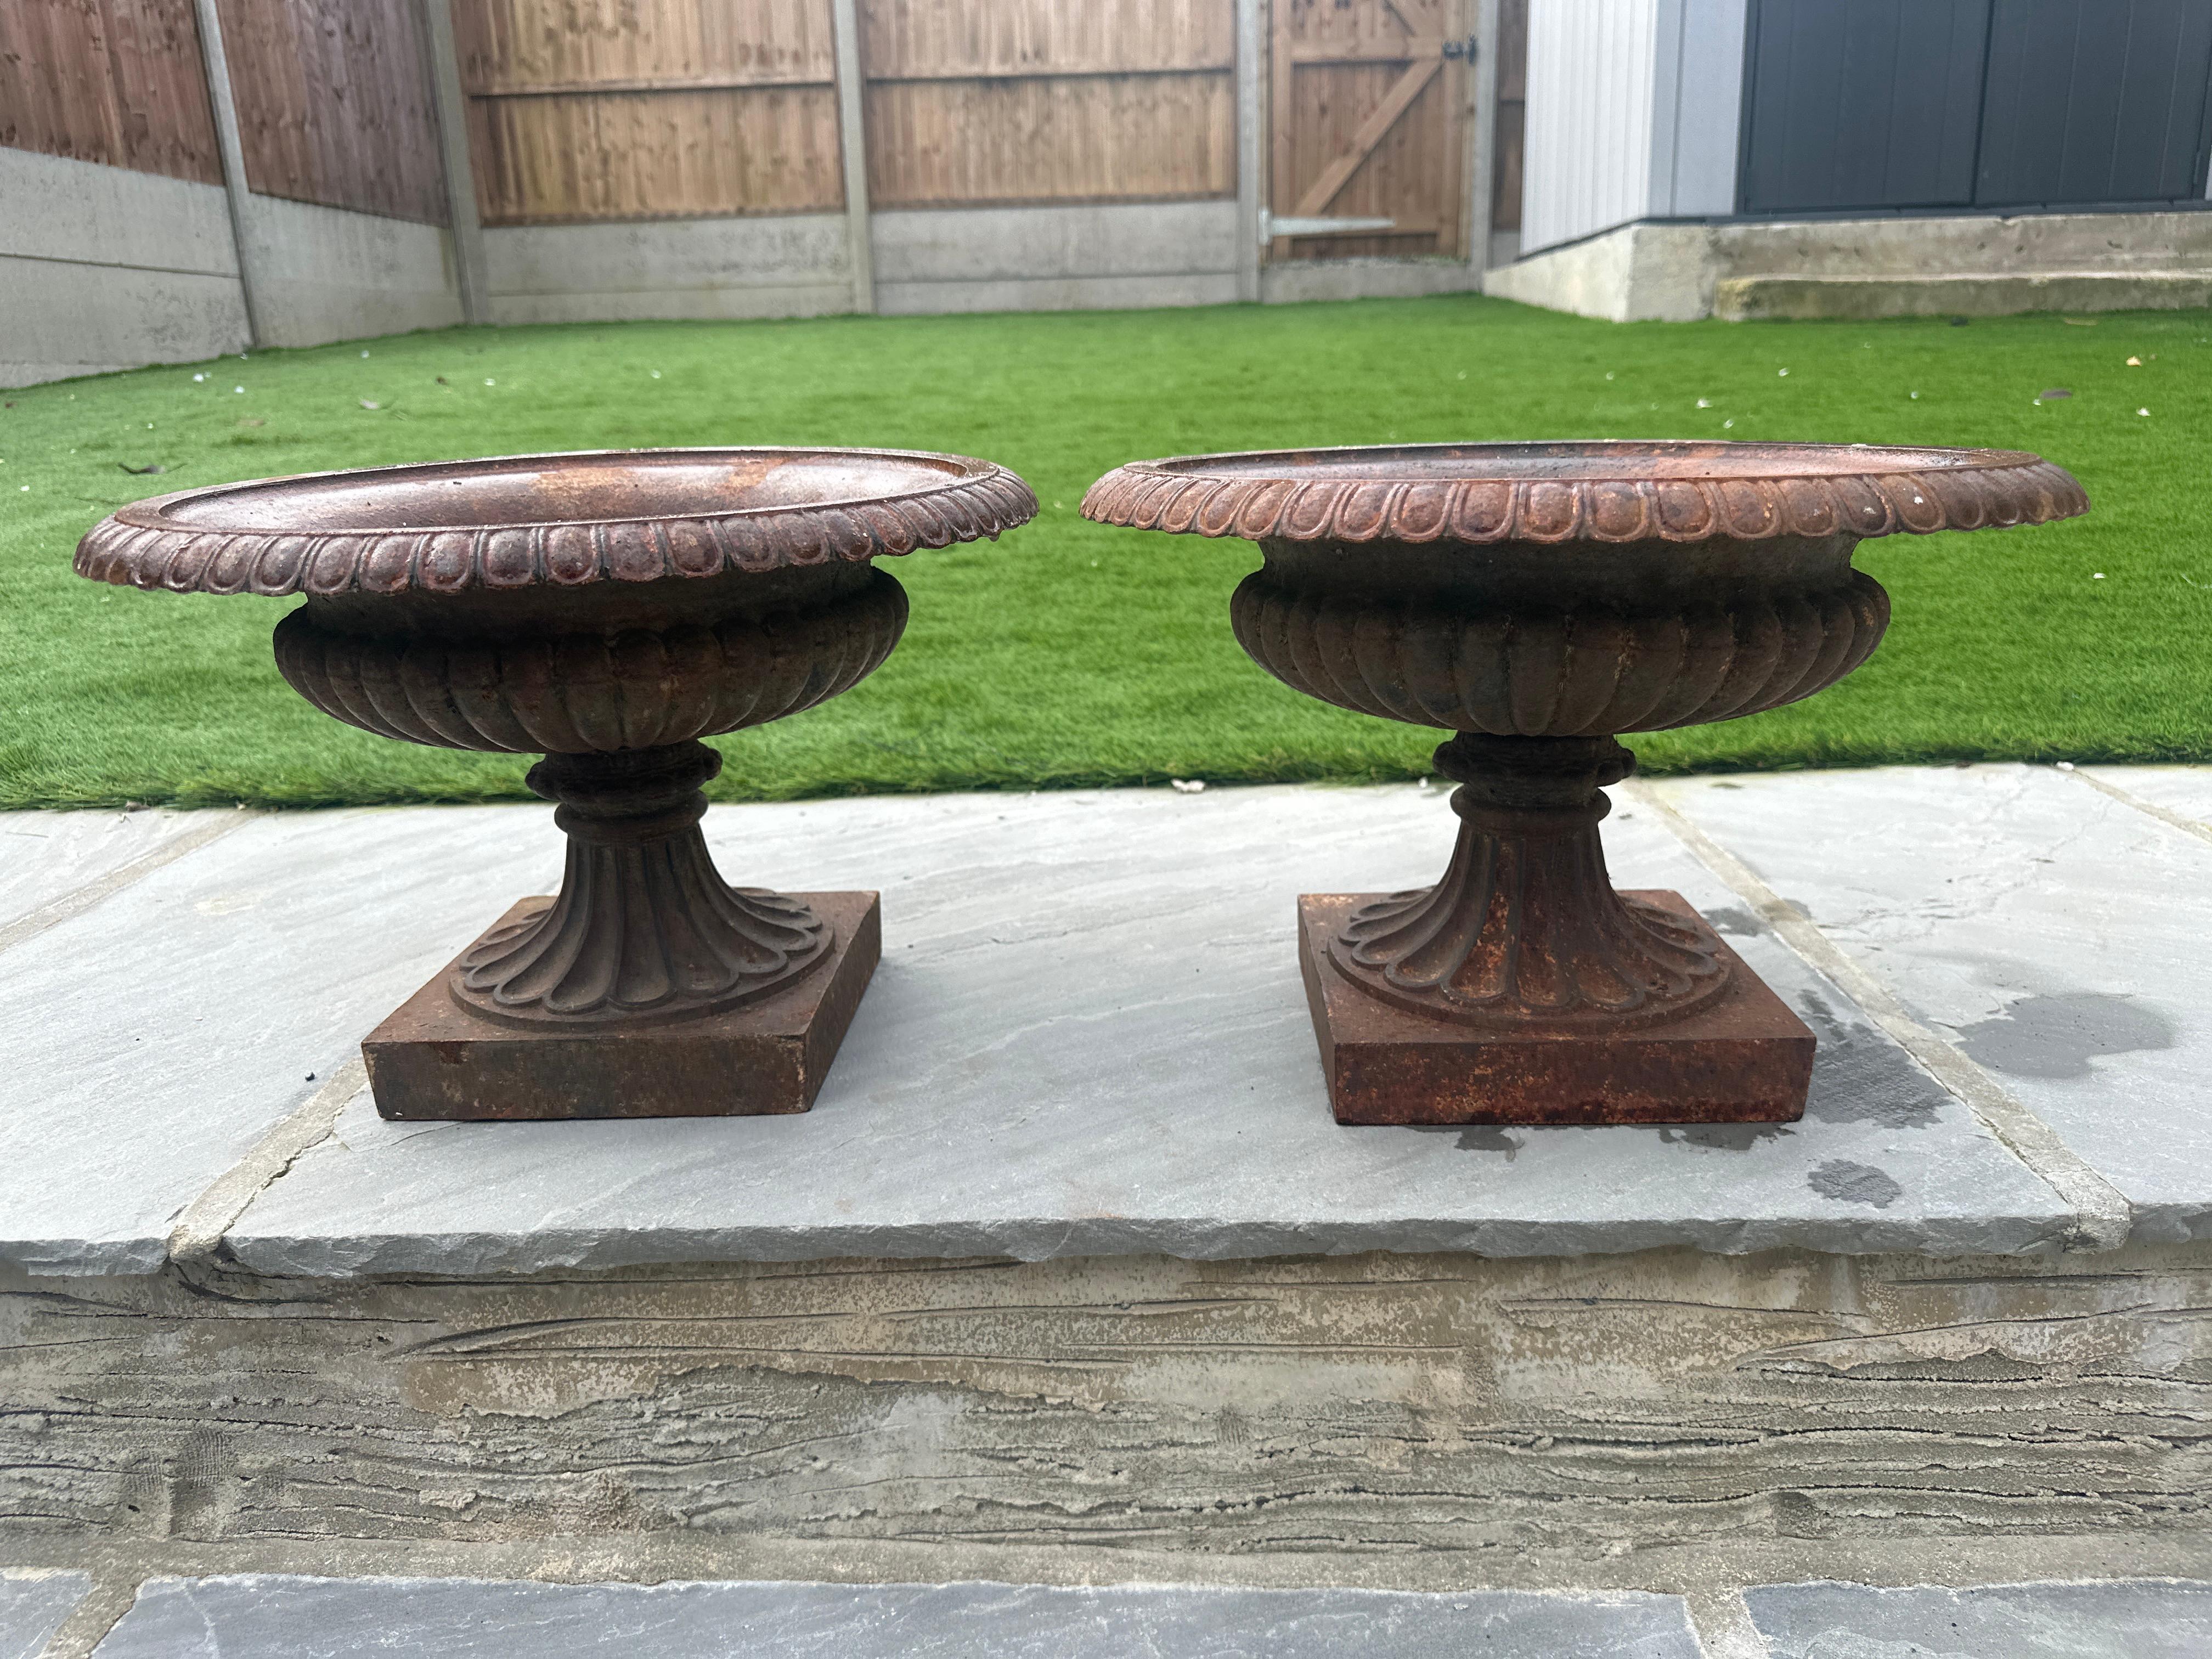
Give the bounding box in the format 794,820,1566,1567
1740,0,2212,213
1976,0,2212,207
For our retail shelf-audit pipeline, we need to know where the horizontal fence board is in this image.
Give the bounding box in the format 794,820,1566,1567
216,0,448,224
455,0,836,94
865,71,1234,207
859,0,1233,77
470,72,833,97
458,0,844,225
0,0,223,184
469,85,844,223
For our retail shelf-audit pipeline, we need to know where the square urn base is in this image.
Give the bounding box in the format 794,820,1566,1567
1297,891,1814,1127
363,891,880,1121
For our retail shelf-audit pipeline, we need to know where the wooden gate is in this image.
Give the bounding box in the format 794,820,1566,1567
1268,0,1472,262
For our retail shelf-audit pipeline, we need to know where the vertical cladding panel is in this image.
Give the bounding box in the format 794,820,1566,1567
216,0,450,223
858,0,1235,208
1660,0,1745,218
1521,0,1658,251
1739,0,1988,212
0,0,223,183
1976,0,2212,206
455,0,845,225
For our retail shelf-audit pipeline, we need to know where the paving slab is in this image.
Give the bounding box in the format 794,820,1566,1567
0,806,235,932
2083,763,2212,831
1651,764,2212,1242
1745,1577,2212,1658
0,1569,91,1659
90,1575,1700,1658
215,782,2070,1277
0,805,563,1273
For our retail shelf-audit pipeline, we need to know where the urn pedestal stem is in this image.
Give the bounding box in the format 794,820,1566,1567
452,741,831,1029
1331,734,1729,1031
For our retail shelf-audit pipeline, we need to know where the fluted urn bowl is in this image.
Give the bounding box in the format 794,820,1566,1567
1083,441,2086,1123
77,448,1036,1115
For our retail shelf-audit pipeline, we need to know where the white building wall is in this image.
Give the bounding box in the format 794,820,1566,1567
1522,0,1660,253
1521,0,1747,255
1650,0,1750,217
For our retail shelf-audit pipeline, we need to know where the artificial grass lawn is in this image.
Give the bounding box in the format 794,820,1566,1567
2,296,2207,809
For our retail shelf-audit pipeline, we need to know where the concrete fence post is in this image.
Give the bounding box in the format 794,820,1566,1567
1234,0,1265,302
830,0,877,315
419,0,491,325
1469,0,1500,272
189,0,265,346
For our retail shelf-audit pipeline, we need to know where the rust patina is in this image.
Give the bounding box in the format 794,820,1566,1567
1084,441,2088,1126
78,448,1037,1119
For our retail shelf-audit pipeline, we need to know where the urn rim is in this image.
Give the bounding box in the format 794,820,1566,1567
75,446,1038,599
1081,439,2087,546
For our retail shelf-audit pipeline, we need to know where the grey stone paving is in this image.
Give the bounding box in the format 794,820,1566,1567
0,804,561,1273
12,768,2210,1277
0,1569,89,1659
216,783,2067,1277
2085,764,2212,830
1745,1577,2212,1658
89,1576,1701,1658
1652,764,2212,1241
0,806,230,931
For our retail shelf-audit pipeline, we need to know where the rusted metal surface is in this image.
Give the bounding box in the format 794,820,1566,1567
366,891,881,1120
1084,440,2089,1126
1301,890,1814,1126
77,448,1036,1120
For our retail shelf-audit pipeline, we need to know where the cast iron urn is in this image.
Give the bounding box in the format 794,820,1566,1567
77,448,1036,1120
1083,441,2087,1126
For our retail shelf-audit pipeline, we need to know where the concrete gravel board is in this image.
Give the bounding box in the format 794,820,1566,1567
0,807,234,932
217,782,2070,1278
1745,1577,2212,1658
90,1575,1701,1658
0,804,563,1273
0,1569,91,1659
1652,764,2212,1240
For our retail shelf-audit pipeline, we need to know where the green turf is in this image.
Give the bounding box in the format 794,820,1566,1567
1,296,2206,809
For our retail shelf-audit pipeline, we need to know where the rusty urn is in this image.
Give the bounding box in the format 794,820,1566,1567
77,448,1036,1120
1084,441,2087,1126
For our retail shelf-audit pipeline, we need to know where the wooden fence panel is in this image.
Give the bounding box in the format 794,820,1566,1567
860,0,1236,208
469,84,843,222
215,0,448,224
456,0,844,224
0,0,223,183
